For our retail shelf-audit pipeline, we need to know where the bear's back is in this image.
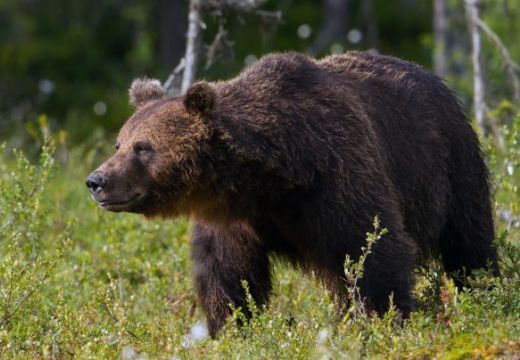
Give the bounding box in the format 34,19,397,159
320,52,463,254
318,51,437,88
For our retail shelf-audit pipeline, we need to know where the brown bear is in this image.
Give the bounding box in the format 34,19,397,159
86,51,499,338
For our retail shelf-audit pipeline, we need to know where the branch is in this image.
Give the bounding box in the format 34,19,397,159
162,58,185,95
172,0,280,91
202,1,281,70
474,16,520,103
0,265,54,328
205,22,234,70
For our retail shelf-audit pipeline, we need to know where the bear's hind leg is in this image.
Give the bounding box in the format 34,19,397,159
440,144,499,287
357,231,418,317
191,221,271,338
439,206,499,288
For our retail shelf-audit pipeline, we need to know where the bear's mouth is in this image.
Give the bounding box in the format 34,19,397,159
97,193,144,212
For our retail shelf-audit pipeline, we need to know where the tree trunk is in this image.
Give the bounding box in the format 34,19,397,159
465,0,488,136
181,0,203,94
309,0,351,56
433,0,447,78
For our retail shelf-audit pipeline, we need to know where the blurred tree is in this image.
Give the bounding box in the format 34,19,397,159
157,0,187,69
309,0,351,56
362,0,378,49
0,0,154,144
433,0,447,78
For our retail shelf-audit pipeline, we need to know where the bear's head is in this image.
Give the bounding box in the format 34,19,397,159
86,78,217,217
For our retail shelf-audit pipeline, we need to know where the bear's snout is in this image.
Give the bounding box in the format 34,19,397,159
85,165,150,213
86,172,106,194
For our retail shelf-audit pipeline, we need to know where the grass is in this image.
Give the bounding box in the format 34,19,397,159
0,116,519,359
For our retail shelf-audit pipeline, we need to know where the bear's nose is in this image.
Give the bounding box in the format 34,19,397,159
86,172,106,194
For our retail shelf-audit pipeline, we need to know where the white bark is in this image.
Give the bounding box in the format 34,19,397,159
465,0,487,135
181,0,203,94
433,0,447,78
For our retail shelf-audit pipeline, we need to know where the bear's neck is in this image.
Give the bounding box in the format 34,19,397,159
186,79,305,223
187,118,275,224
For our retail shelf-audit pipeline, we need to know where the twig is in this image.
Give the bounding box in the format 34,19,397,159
100,302,140,341
0,267,53,328
474,16,520,103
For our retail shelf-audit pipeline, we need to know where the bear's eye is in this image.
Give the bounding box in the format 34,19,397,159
114,143,120,150
133,142,153,155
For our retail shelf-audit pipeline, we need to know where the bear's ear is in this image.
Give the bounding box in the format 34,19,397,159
129,78,165,108
183,81,216,116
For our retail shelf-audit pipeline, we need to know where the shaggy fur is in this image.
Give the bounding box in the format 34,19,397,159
129,78,165,108
87,51,499,338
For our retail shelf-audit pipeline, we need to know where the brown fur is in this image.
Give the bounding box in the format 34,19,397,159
87,51,499,338
129,78,165,108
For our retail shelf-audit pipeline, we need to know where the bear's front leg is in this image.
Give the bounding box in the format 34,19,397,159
191,221,271,338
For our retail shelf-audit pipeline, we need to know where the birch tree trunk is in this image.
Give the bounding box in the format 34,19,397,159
181,0,203,94
465,0,488,136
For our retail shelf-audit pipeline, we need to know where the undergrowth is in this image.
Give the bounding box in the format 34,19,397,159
0,113,518,359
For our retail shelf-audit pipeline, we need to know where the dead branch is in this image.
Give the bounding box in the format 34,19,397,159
474,16,520,103
205,22,235,70
167,0,281,93
162,59,185,95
